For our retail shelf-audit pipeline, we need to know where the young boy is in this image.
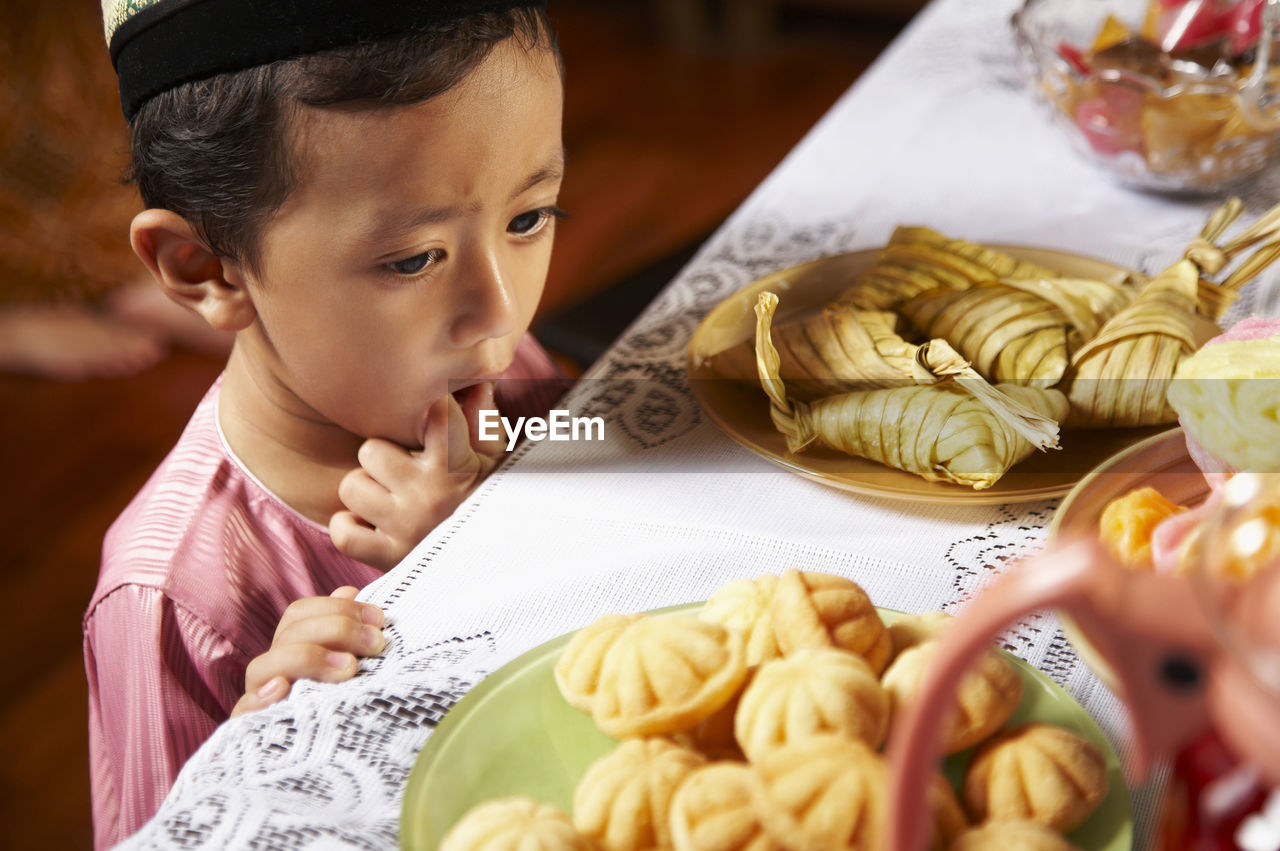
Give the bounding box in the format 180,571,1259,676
83,1,568,845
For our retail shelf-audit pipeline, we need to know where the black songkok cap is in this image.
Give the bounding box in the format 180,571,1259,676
102,0,547,120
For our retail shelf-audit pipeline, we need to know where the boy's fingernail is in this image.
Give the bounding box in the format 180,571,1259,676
360,605,384,626
362,625,384,651
257,677,286,700
327,651,353,670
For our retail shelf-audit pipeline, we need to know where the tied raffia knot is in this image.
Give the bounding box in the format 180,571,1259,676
913,339,968,382
1184,237,1227,275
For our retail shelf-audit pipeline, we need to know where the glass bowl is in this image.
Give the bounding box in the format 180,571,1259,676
1012,0,1280,194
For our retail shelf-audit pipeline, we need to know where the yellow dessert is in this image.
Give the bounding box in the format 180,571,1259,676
749,734,886,851
590,615,748,738
700,574,783,667
1098,486,1185,570
734,647,890,761
573,738,706,851
439,797,598,851
668,761,782,851
950,819,1080,851
1168,334,1280,473
962,723,1108,833
882,638,1024,755
553,613,643,713
769,569,891,674
886,609,954,658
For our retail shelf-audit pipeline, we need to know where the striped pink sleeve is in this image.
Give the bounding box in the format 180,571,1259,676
85,584,250,849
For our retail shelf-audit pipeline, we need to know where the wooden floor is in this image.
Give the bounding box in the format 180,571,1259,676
0,3,905,847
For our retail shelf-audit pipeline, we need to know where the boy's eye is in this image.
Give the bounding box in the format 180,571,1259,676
508,206,565,237
387,249,445,276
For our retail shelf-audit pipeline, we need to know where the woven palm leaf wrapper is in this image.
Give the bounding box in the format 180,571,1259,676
747,294,918,400
893,226,1063,280
1063,198,1280,428
754,293,1068,490
898,275,1134,389
700,299,912,390
832,226,1062,311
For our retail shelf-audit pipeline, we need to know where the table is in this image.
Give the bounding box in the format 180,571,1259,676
119,0,1280,847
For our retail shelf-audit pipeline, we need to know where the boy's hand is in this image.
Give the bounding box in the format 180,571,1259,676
231,586,385,717
329,382,503,570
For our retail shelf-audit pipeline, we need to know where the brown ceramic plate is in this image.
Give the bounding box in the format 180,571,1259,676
1047,427,1210,687
687,245,1214,505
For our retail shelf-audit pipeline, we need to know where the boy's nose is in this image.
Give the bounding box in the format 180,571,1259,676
451,247,519,347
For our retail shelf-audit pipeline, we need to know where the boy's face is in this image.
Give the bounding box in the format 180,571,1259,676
242,39,563,449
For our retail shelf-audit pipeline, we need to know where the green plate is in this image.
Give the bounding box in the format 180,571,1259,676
400,605,1134,850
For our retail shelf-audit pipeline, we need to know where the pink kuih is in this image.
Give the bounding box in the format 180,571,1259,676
1179,316,1280,477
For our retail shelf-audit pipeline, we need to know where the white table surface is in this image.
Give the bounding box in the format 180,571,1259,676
119,0,1280,847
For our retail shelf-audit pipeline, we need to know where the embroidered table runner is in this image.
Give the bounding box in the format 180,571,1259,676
120,0,1280,846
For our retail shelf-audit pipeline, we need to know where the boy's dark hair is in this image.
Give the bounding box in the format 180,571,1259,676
127,7,560,273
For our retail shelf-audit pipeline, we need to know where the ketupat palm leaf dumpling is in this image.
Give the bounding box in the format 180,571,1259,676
831,226,1064,311
1062,198,1280,427
1062,257,1201,427
754,293,1068,490
699,296,912,393
899,285,1070,388
890,225,1062,281
899,276,1134,389
745,291,998,403
755,301,917,400
792,383,1065,490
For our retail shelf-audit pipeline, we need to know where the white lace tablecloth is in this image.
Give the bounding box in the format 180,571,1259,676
120,0,1280,847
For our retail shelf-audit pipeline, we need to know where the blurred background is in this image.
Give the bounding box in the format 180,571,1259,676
0,0,920,846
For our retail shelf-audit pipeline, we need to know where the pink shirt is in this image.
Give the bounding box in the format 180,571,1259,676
84,335,569,849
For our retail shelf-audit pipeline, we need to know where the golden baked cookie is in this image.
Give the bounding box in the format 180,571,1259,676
677,684,746,762
950,819,1080,850
750,734,886,851
573,738,707,851
927,770,970,850
554,613,643,713
734,647,889,761
669,761,783,851
963,723,1108,832
886,610,954,657
591,615,748,738
768,569,891,674
750,734,966,851
700,574,783,667
882,638,1023,754
439,796,598,851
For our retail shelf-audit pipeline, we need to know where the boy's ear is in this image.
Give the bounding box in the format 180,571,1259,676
130,209,256,332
